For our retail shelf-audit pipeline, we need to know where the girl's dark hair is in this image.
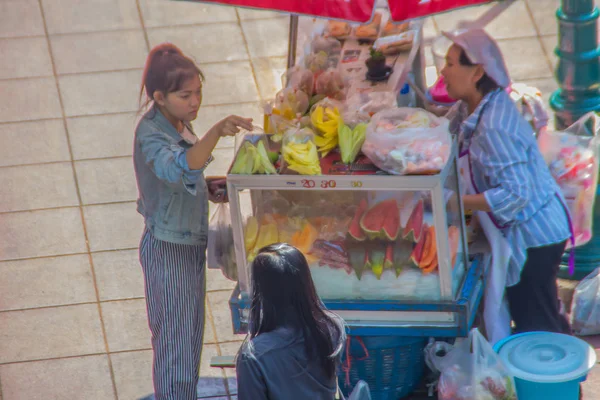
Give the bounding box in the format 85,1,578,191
247,243,345,379
139,43,204,108
458,49,499,95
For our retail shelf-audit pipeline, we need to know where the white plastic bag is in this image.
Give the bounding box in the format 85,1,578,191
207,203,237,281
362,108,451,175
538,112,600,248
437,329,516,400
571,267,600,336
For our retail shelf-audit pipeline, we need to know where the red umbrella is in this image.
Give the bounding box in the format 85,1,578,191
182,0,494,23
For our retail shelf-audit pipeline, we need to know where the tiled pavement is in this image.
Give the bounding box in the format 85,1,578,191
0,0,599,399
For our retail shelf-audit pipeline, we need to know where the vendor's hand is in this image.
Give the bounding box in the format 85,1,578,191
212,115,253,137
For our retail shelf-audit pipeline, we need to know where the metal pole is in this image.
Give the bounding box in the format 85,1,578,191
287,15,299,69
550,0,600,280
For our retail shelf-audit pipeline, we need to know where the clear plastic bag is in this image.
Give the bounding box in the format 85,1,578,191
345,91,397,118
285,65,315,97
437,329,516,400
281,126,322,175
310,98,344,157
362,108,451,175
207,203,238,281
538,112,600,248
509,83,549,134
315,68,347,101
274,87,310,118
571,267,600,336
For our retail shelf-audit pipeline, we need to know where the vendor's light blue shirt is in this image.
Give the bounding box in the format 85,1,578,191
448,89,571,286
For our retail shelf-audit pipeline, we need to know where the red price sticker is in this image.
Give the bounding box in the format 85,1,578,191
301,179,316,188
320,180,337,189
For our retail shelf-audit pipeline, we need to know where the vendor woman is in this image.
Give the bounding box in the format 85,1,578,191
440,28,572,338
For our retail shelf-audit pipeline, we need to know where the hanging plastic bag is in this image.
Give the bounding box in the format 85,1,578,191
538,112,600,248
207,203,238,281
362,108,451,175
571,267,600,335
285,65,315,97
509,83,549,135
315,68,347,101
437,328,517,400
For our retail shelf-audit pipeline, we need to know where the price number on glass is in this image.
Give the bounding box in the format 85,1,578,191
320,180,337,189
351,181,363,188
301,179,316,188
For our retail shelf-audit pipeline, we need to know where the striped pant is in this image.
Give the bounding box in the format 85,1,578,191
139,228,207,400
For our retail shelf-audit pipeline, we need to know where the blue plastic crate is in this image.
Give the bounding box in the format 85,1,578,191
338,335,426,400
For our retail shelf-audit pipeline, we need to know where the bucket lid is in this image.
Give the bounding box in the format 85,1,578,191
497,332,597,383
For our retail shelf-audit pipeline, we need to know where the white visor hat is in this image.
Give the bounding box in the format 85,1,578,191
442,28,511,88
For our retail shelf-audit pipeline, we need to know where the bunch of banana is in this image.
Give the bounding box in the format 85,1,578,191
310,104,342,157
338,121,368,164
282,138,322,175
230,140,277,175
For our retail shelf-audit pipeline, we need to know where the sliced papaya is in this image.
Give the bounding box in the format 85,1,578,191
410,223,428,267
360,199,400,241
421,256,438,274
419,226,437,269
448,225,460,269
291,222,319,253
348,199,368,241
402,199,424,242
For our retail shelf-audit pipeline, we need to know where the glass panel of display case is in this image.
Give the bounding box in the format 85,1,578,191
232,186,468,302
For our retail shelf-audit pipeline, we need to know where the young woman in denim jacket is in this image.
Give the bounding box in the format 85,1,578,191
133,43,253,400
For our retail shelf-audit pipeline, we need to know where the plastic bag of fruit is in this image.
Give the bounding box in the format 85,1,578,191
285,65,315,97
281,126,322,175
537,112,600,249
315,68,347,101
362,108,451,175
207,203,237,281
437,328,516,400
310,98,344,157
345,91,397,118
571,267,600,335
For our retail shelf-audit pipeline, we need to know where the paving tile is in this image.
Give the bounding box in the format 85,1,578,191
218,341,243,379
200,62,259,106
67,113,138,160
497,37,553,80
147,24,247,64
110,350,154,400
251,57,286,100
241,18,290,59
200,344,225,378
75,157,138,205
139,0,238,28
58,70,143,116
193,102,262,150
434,1,536,40
207,291,246,343
0,78,62,123
101,299,152,352
83,202,144,252
41,0,140,35
0,162,79,213
0,120,70,167
0,355,114,400
50,30,148,75
0,37,53,79
540,34,558,70
0,254,95,312
237,7,285,20
0,0,44,38
207,268,237,292
92,249,145,301
196,376,228,398
205,302,218,345
526,0,560,36
0,304,105,363
0,208,86,261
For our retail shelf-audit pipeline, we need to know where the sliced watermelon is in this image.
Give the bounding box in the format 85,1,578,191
348,246,366,279
360,199,399,241
348,199,368,241
402,199,424,242
410,223,428,267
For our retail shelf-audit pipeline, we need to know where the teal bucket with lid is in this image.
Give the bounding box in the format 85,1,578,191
493,332,596,400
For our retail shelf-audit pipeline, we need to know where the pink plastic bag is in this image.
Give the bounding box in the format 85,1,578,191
538,112,600,249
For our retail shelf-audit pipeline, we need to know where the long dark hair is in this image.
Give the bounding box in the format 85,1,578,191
247,243,345,378
139,43,204,110
458,49,499,95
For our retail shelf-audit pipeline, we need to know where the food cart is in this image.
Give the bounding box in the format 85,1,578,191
191,0,518,397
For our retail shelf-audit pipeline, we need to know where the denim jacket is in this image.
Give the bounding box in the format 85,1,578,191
133,106,210,246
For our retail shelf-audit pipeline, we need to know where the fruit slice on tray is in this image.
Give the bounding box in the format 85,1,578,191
410,223,428,267
360,199,401,241
419,226,438,274
402,198,424,242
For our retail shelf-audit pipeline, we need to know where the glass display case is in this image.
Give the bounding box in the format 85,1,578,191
227,141,487,337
